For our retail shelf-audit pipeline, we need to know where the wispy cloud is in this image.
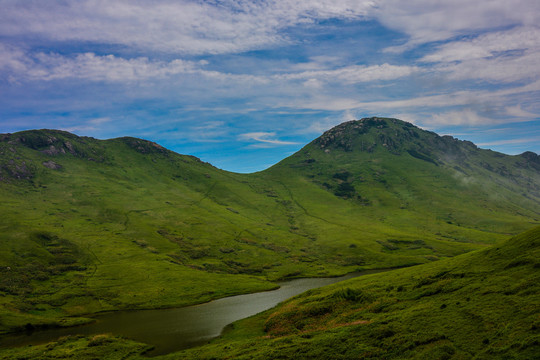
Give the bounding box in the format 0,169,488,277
429,109,495,126
1,50,199,82
420,27,540,63
239,132,300,146
88,117,111,125
278,63,419,84
0,1,375,55
478,137,540,146
378,0,539,52
2,45,418,86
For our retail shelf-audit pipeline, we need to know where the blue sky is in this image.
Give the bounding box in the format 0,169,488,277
0,0,539,172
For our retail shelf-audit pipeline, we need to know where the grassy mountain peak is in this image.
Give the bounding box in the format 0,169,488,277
314,117,478,158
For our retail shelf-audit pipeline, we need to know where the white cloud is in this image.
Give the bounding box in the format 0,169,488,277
0,43,28,71
299,109,373,135
34,53,197,81
191,121,226,131
505,105,538,118
0,0,375,55
279,63,418,84
186,121,230,142
303,78,324,89
377,0,540,52
88,117,111,125
429,109,494,126
1,43,420,89
3,0,534,57
0,48,201,82
284,90,482,112
478,137,540,147
439,52,540,83
60,116,114,134
418,27,540,84
0,48,273,84
239,132,300,145
421,27,540,63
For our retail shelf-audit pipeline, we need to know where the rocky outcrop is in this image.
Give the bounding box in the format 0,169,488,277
42,160,62,170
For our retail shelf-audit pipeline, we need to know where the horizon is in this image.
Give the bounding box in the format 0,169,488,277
1,1,539,172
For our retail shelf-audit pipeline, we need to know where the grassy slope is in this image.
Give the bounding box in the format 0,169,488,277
0,131,303,332
178,226,540,360
2,227,538,359
0,118,538,334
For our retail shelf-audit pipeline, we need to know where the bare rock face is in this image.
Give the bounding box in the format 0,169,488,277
42,160,62,170
0,160,34,181
41,145,66,156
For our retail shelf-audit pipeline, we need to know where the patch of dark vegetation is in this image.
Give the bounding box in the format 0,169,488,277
453,165,468,174
332,171,352,181
260,243,290,253
407,149,438,165
377,238,433,252
263,302,335,334
0,232,86,296
371,326,395,340
167,253,187,265
370,300,393,313
87,334,115,347
415,287,443,299
387,238,432,250
157,229,210,259
505,259,531,269
222,260,264,275
334,182,356,198
377,240,399,251
332,287,374,303
119,137,170,156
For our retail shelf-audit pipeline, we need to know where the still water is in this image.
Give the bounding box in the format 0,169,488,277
1,271,379,356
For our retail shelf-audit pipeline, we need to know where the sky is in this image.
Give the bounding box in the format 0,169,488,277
0,0,539,173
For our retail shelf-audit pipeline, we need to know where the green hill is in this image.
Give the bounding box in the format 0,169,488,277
263,117,539,240
178,226,540,359
0,117,538,335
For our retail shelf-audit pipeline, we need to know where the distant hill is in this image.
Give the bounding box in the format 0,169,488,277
0,117,538,334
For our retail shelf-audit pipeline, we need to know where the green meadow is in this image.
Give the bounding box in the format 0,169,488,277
0,117,538,358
